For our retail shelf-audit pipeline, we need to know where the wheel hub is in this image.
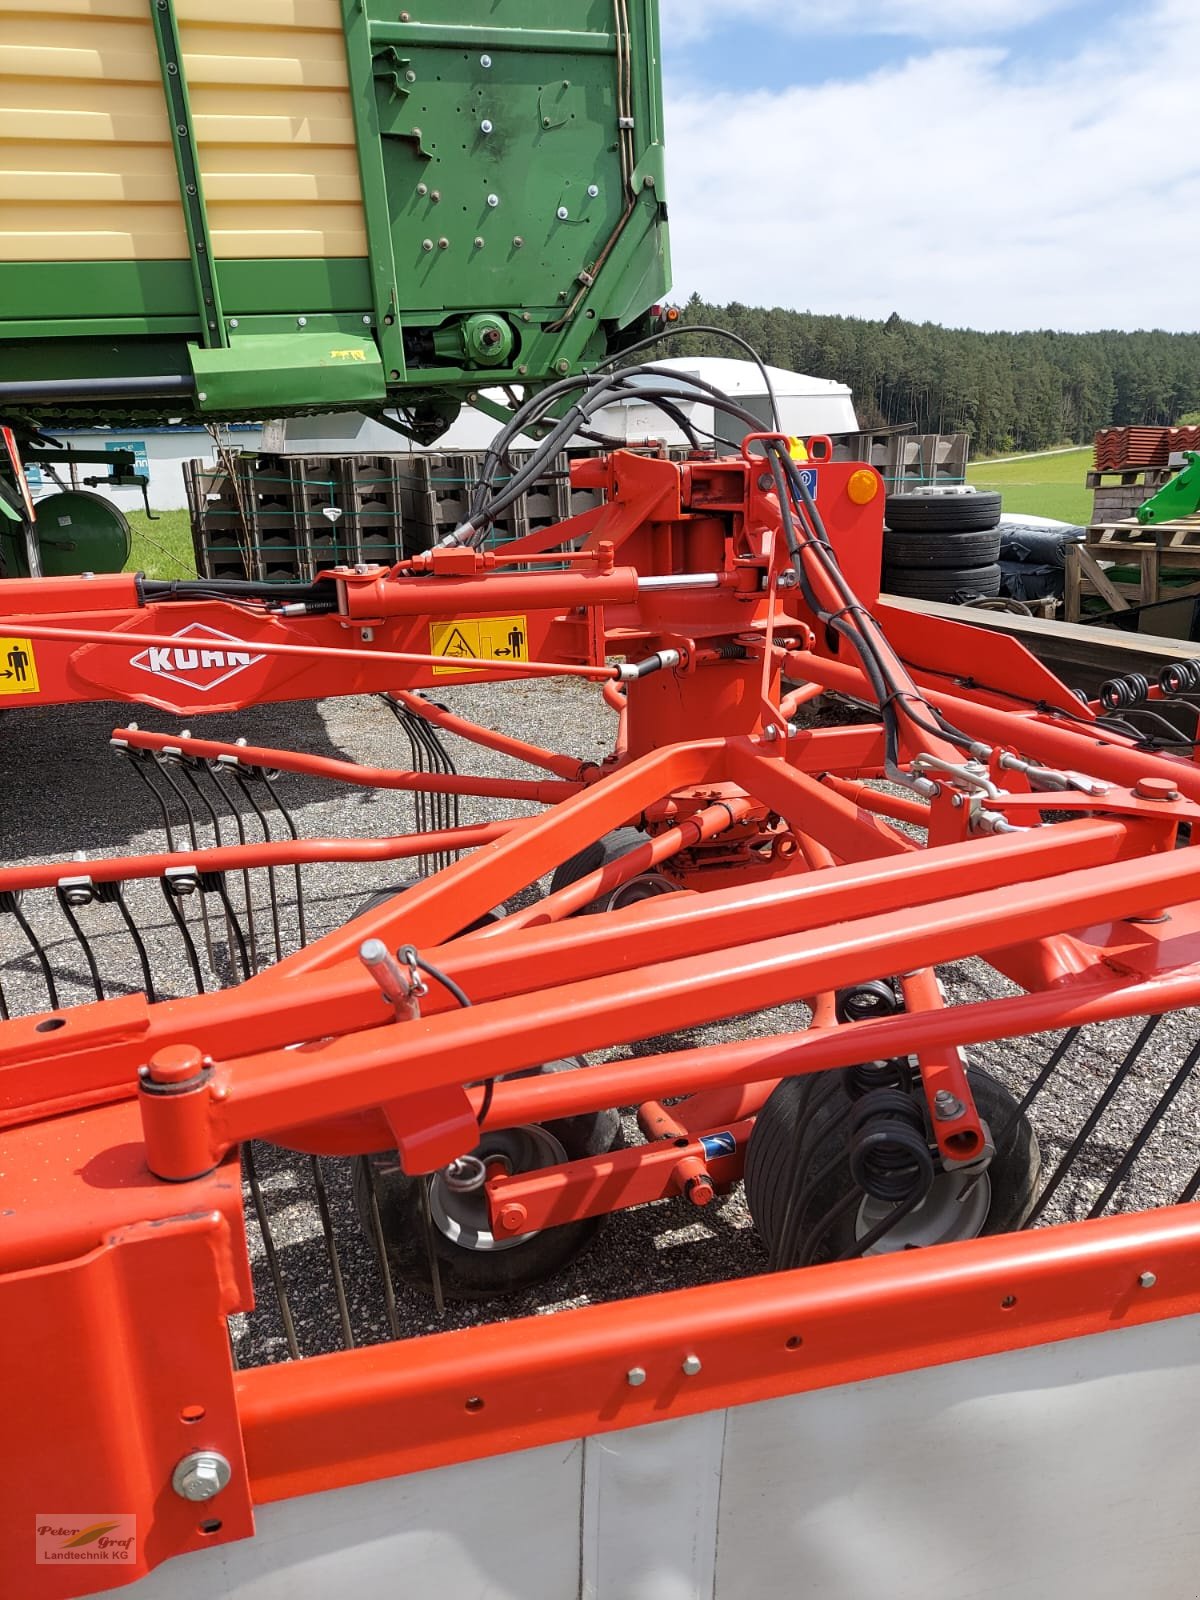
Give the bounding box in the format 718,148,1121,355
428,1125,568,1252
856,1168,992,1253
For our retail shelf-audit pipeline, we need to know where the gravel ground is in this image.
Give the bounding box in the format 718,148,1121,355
3,685,1198,1369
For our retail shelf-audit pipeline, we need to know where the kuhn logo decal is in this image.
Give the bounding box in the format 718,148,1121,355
130,624,265,693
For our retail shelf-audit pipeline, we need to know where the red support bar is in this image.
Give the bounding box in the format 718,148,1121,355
113,727,580,804
485,1120,752,1233
387,690,597,782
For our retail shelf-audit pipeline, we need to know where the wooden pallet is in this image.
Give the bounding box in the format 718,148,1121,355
1065,516,1200,625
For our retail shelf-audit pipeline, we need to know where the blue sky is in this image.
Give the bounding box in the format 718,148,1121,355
659,0,1200,331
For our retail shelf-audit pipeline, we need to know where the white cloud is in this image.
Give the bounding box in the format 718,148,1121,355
662,3,1200,330
660,0,1078,43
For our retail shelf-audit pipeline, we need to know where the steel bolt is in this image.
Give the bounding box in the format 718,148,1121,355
681,1355,702,1376
473,235,485,248
228,317,239,328
512,235,523,248
362,314,371,324
934,1090,964,1120
626,1366,647,1387
297,315,307,326
1139,1271,1157,1288
556,205,569,220
404,69,416,83
587,184,599,197
416,182,428,196
172,1451,231,1503
421,238,433,251
487,194,500,208
437,236,449,249
555,359,570,374
1134,777,1180,802
480,54,492,68
480,119,493,134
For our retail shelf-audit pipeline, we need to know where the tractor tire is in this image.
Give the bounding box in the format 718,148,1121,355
353,1059,621,1299
744,1065,1040,1268
882,525,1002,569
884,491,1002,532
882,562,1002,602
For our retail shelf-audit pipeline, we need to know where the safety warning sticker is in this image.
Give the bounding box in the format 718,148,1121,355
430,615,529,675
0,636,39,695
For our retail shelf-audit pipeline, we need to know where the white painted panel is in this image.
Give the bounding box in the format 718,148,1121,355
118,1317,1200,1600
126,1437,584,1600
582,1411,725,1600
715,1314,1200,1600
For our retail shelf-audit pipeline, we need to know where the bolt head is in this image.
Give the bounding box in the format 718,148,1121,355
487,193,500,208
587,184,599,197
556,205,569,220
480,119,493,134
421,238,434,251
626,1366,647,1387
473,235,485,248
497,1202,526,1232
681,1354,702,1376
228,317,239,328
297,315,307,327
1139,1271,1157,1288
172,1450,231,1503
480,54,492,68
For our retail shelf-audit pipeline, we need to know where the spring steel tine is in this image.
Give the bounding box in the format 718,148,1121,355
178,763,240,965
1178,1163,1200,1205
152,756,218,971
411,714,456,871
309,1156,355,1351
230,768,284,963
244,1144,302,1361
208,764,259,974
206,874,252,983
257,770,308,949
101,882,158,1003
1087,1032,1200,1218
991,1025,1083,1149
54,885,104,1002
122,750,180,851
0,970,9,1021
0,890,59,1010
361,1159,401,1340
383,696,431,874
419,1177,447,1318
160,876,206,994
1024,1014,1164,1227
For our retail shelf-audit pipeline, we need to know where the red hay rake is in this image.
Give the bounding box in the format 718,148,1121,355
3,432,1200,1595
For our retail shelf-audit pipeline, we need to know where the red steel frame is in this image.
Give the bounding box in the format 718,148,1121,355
3,443,1200,1594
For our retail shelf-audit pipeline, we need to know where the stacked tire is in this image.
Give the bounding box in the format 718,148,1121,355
880,489,1003,604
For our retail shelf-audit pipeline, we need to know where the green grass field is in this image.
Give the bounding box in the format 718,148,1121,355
125,509,197,579
967,447,1093,526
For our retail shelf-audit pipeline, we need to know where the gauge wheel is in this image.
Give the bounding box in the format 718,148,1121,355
744,1064,1040,1268
353,1058,622,1299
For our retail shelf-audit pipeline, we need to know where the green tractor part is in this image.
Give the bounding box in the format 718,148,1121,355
1137,452,1200,526
0,1,670,447
0,490,131,581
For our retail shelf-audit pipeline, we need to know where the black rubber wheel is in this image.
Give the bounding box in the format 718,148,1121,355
882,526,1002,570
884,491,1002,532
744,1065,1040,1267
353,1058,621,1299
882,562,1002,602
549,826,668,913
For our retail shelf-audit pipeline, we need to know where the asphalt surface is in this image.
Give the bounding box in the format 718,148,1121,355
3,684,1198,1368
